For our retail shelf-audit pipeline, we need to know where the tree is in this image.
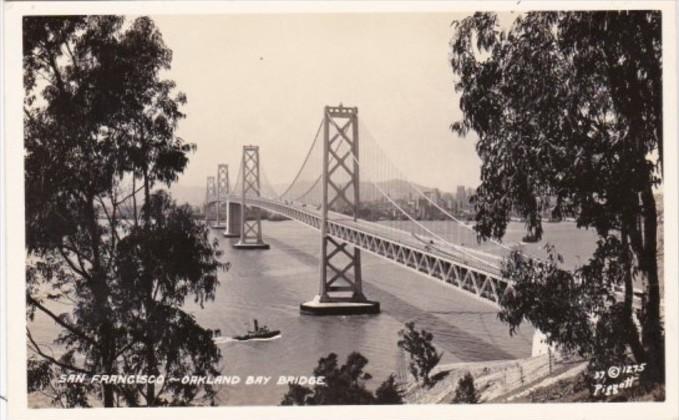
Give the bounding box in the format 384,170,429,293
374,374,404,404
450,11,663,384
452,372,480,404
24,16,225,406
114,191,223,405
280,352,403,405
397,322,443,387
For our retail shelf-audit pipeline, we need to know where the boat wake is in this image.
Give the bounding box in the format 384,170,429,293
212,337,237,344
212,334,282,345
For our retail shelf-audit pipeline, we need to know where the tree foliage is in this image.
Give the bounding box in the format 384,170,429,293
373,374,404,404
499,242,637,372
452,372,480,404
24,16,225,406
450,11,663,383
397,322,443,387
280,352,403,405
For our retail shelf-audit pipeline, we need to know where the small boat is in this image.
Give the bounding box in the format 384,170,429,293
233,319,281,341
521,232,540,243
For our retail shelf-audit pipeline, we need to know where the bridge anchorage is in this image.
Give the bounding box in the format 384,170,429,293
233,145,270,250
300,105,380,315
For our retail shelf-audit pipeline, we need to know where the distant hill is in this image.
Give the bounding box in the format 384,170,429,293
167,178,454,208
168,184,205,207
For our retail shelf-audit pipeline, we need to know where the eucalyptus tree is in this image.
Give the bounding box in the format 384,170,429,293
280,352,403,405
397,322,443,387
24,16,225,406
450,11,663,384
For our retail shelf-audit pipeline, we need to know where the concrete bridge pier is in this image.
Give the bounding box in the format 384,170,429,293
223,201,241,238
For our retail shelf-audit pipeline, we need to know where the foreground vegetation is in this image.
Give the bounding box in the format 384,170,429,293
451,10,664,386
24,16,225,407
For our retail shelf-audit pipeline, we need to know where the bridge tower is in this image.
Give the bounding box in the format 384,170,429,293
233,145,270,249
205,176,216,225
218,164,240,238
301,105,380,315
215,164,229,229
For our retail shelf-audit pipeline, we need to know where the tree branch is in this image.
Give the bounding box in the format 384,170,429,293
27,295,97,346
113,340,141,360
116,184,145,208
57,247,90,281
62,240,91,277
27,328,94,375
620,229,646,363
64,40,80,71
96,195,120,241
45,49,67,95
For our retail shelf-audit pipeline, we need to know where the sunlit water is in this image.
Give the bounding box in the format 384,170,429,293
29,220,599,406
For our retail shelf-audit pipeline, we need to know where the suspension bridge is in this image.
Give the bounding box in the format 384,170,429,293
202,104,518,315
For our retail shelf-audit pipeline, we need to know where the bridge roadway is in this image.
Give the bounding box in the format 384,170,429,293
228,195,510,306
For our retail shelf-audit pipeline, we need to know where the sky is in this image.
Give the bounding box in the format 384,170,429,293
151,12,513,194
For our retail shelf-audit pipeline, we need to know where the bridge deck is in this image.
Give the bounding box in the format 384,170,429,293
231,195,510,306
221,195,644,310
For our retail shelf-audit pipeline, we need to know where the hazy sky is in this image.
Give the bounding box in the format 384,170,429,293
152,12,512,193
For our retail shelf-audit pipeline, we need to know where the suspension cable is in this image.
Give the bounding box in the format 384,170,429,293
343,147,498,268
357,120,513,251
278,118,324,199
289,122,349,203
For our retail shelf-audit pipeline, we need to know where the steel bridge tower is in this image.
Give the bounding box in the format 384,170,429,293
233,145,270,249
205,176,216,225
215,164,229,228
301,105,380,315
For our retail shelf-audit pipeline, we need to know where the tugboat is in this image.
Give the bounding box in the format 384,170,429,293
521,232,540,243
233,319,281,341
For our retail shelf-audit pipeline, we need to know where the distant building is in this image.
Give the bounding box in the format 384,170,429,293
423,188,441,202
454,185,476,214
456,185,466,205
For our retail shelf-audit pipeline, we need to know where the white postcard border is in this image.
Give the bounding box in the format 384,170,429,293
3,1,678,419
